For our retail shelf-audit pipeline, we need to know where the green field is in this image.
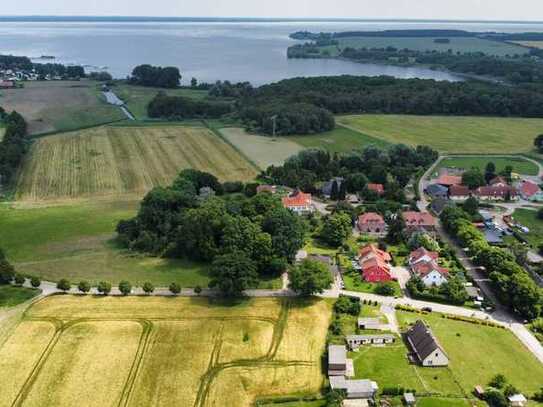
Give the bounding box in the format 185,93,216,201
511,209,543,248
0,286,40,308
114,84,209,120
337,114,543,154
0,296,331,407
437,156,539,176
0,81,125,134
286,125,390,154
336,36,527,56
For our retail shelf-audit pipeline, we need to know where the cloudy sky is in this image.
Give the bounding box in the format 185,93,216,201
3,0,543,21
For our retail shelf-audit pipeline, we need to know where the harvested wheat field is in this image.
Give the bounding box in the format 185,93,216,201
0,296,331,407
16,125,258,202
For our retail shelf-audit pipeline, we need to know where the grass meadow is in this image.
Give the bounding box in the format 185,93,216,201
0,296,331,407
0,81,125,134
511,209,543,248
437,156,539,175
337,114,543,154
0,286,40,308
114,84,210,120
16,125,258,202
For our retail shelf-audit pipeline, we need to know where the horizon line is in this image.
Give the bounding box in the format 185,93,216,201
1,15,543,24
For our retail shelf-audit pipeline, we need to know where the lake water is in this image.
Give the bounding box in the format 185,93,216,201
2,19,543,85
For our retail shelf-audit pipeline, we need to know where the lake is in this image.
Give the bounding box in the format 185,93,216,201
2,19,543,84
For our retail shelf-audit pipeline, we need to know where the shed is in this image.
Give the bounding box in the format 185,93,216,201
347,334,396,350
508,394,527,407
329,376,378,399
357,317,382,330
328,345,347,376
403,392,416,405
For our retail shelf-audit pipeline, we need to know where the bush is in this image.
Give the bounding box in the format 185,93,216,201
77,280,91,293
118,280,132,296
57,279,71,292
142,281,155,295
30,276,41,288
169,282,181,295
14,274,25,286
97,281,112,295
334,295,361,316
375,283,395,296
194,285,202,295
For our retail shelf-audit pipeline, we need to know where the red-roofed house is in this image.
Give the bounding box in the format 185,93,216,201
489,176,508,187
409,247,439,266
402,212,437,236
367,183,384,195
357,212,387,236
411,261,449,287
282,190,314,214
475,185,519,201
448,185,471,202
520,180,543,202
359,244,392,283
437,175,462,187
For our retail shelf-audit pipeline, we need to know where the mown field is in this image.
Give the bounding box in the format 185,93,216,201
0,81,125,134
335,36,527,56
114,84,210,120
437,156,539,175
0,296,331,407
16,125,258,202
337,114,543,154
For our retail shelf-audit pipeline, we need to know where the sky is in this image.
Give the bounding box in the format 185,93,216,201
3,0,543,21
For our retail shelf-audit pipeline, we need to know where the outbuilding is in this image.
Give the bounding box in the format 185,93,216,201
346,334,396,350
328,345,347,376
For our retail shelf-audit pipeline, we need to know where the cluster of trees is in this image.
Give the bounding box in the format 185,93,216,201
88,71,113,81
289,259,333,296
130,64,181,88
116,169,307,296
33,64,85,79
0,248,41,288
483,374,521,407
440,206,542,319
240,102,335,135
264,144,437,197
208,81,254,98
147,93,232,119
0,109,27,187
0,54,33,70
244,75,543,118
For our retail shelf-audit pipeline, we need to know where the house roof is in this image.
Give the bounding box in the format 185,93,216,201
359,244,392,262
367,183,384,194
508,394,527,403
410,247,439,263
358,212,385,225
282,190,311,207
430,198,454,215
489,176,508,186
328,345,346,365
437,175,462,186
406,320,447,362
329,376,378,395
426,184,448,195
347,334,396,341
361,257,391,274
412,261,449,278
521,180,540,198
402,212,436,227
476,185,518,198
449,184,471,197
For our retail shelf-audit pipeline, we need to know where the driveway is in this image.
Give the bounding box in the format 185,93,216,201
391,266,411,290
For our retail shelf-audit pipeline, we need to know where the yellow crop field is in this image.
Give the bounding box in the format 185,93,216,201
16,125,258,202
0,296,331,407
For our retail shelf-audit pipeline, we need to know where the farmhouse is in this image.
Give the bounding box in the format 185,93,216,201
475,185,519,201
346,334,396,350
520,180,543,202
402,212,437,236
489,176,508,187
367,183,384,196
282,190,314,214
411,260,449,287
359,244,392,283
437,174,462,187
329,376,378,400
448,185,471,202
405,320,449,367
357,212,387,236
328,345,347,376
425,183,449,200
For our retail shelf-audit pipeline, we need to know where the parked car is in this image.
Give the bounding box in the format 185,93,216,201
421,307,433,313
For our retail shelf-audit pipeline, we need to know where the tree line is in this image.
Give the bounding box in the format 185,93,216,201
147,93,232,119
0,54,86,79
129,64,181,88
116,169,307,297
440,206,542,320
0,109,28,188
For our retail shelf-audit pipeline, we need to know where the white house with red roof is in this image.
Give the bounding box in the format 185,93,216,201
357,212,387,236
282,190,314,214
408,247,448,287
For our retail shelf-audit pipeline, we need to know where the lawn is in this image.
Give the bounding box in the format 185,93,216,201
0,296,331,407
219,127,305,169
337,114,543,154
0,80,125,134
16,125,258,202
396,311,543,396
114,84,210,120
0,286,40,308
342,272,402,297
511,208,543,248
437,156,539,176
286,124,390,154
336,37,527,57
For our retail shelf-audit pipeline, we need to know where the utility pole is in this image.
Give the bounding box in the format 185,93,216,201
270,115,277,138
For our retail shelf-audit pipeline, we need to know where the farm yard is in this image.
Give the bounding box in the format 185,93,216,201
437,156,539,176
0,81,125,134
337,114,543,154
0,296,331,407
16,125,258,202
